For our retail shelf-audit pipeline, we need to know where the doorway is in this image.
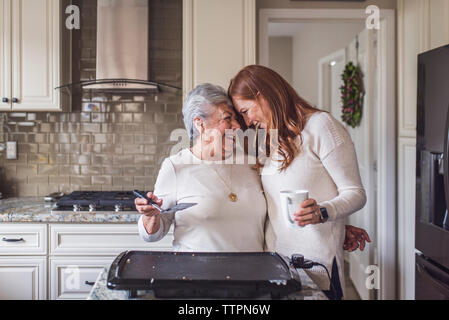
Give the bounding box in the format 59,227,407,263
259,9,396,300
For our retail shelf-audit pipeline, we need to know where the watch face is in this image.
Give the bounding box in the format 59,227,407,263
320,207,329,219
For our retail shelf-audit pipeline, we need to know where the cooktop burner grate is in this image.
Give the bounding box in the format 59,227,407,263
54,191,142,213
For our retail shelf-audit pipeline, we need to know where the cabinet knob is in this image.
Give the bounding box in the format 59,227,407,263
12,98,19,103
1,98,8,103
85,281,95,286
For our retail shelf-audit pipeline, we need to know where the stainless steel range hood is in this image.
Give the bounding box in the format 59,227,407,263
83,0,157,92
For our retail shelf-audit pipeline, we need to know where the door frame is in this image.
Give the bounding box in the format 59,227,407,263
318,48,346,112
259,8,396,300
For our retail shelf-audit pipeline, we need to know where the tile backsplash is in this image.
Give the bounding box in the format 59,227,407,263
0,0,183,197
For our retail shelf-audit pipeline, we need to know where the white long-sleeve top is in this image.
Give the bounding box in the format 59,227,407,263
261,111,367,294
138,149,267,252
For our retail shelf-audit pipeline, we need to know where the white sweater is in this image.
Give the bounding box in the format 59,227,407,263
261,112,366,294
138,149,267,252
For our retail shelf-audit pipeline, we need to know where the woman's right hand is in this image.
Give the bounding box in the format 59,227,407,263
135,192,163,235
135,192,163,217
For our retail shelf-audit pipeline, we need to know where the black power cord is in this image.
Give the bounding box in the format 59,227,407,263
290,254,337,300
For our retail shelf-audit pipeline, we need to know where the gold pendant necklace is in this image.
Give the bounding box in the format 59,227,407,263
191,147,238,202
207,165,238,202
229,192,238,202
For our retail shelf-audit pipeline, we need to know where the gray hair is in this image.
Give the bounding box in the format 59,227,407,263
182,83,233,141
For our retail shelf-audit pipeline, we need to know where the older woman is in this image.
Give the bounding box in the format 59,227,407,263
136,83,370,256
136,84,267,251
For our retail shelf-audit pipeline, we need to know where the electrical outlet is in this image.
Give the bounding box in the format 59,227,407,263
6,141,17,160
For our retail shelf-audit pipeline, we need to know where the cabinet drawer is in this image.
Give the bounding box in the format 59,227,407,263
50,257,113,300
0,224,47,255
50,224,173,256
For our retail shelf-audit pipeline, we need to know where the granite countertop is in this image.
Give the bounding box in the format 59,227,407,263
0,197,141,223
87,267,328,300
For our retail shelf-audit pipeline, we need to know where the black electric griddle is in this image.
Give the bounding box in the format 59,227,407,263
107,251,303,299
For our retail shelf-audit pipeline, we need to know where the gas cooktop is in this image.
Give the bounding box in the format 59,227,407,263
52,191,140,214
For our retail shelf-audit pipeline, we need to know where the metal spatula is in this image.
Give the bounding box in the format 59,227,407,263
161,203,197,214
133,190,197,214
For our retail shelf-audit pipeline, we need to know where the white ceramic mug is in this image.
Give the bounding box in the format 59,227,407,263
280,190,309,228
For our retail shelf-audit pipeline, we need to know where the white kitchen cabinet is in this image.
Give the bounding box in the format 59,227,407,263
183,0,256,97
48,224,173,300
0,224,47,255
0,223,173,300
0,0,11,110
50,257,114,300
0,257,46,300
50,224,174,256
0,0,61,111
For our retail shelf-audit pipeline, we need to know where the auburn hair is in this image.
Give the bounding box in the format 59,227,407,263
228,65,319,171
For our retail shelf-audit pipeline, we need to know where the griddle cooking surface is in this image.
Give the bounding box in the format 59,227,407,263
108,251,303,299
118,251,291,281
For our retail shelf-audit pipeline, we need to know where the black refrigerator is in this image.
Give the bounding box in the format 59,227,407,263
415,44,449,299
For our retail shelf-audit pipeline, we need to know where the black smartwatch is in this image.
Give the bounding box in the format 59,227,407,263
319,207,329,223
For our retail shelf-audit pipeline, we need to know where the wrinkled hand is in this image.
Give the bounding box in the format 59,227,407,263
344,225,371,252
134,192,162,218
293,198,321,227
135,192,163,235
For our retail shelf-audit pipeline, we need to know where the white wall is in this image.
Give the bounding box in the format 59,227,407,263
268,36,293,84
397,0,449,300
288,22,365,106
256,0,397,63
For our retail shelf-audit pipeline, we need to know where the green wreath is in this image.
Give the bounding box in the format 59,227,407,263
340,61,365,128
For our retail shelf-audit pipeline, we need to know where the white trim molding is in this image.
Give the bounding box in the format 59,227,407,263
375,9,397,301
182,0,194,100
397,0,427,138
243,0,256,67
259,8,396,300
317,48,346,112
397,137,416,300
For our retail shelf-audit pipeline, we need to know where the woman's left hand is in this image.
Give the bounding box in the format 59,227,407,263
344,225,371,252
293,198,322,227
